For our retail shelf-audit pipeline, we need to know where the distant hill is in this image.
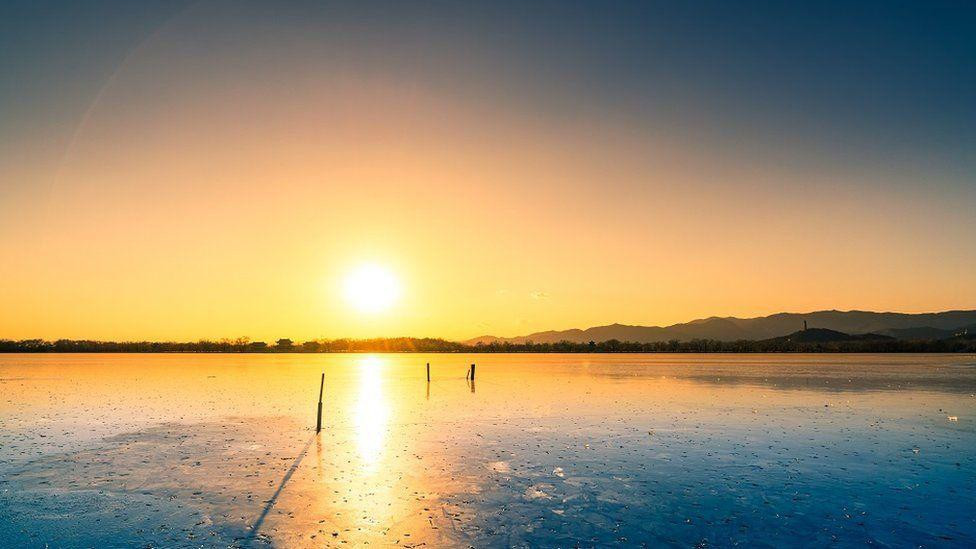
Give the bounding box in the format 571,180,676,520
763,328,894,344
465,309,976,344
879,324,976,340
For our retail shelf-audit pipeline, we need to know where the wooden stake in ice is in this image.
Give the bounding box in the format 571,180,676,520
426,362,431,383
470,363,476,381
315,372,324,433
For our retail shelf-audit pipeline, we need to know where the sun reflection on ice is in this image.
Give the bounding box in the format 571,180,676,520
354,355,390,470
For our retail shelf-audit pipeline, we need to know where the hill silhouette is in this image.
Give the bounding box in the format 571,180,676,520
465,309,976,344
764,328,894,344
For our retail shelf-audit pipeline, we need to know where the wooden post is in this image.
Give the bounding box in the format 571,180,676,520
426,362,430,382
315,372,324,433
470,363,475,381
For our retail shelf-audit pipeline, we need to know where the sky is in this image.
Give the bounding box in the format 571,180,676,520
1,0,974,342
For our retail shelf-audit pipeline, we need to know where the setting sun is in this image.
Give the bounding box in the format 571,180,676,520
343,264,400,314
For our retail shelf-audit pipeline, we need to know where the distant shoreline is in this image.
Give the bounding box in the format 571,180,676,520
2,351,975,354
3,337,975,354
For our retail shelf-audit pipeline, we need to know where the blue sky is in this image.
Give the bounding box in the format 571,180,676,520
1,1,974,339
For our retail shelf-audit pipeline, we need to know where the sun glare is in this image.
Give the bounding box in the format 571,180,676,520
343,264,400,314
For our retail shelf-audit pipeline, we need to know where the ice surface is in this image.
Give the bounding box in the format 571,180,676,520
1,353,974,547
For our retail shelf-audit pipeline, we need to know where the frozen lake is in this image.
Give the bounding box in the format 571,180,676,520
1,353,974,547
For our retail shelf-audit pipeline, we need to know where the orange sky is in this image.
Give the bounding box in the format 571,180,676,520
1,2,974,342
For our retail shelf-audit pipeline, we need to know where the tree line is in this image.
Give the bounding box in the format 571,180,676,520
0,337,465,353
1,336,974,353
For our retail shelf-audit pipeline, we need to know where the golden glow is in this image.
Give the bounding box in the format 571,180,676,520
343,264,400,314
353,355,390,468
1,3,972,343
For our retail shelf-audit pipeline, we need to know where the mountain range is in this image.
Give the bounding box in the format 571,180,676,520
465,310,976,345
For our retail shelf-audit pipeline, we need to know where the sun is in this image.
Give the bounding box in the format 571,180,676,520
343,263,400,314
